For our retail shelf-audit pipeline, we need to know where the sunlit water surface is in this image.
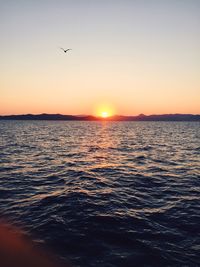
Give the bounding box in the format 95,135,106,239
0,121,199,266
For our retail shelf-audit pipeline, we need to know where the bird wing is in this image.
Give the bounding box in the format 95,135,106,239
60,47,65,51
66,49,72,51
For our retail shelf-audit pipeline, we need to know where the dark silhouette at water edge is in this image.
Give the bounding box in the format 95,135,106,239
0,113,200,121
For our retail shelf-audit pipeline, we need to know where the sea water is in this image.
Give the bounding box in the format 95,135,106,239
0,121,199,266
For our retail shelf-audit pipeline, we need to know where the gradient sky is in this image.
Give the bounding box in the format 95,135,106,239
1,0,200,115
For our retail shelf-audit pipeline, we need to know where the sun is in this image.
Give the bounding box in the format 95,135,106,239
101,111,109,118
94,103,115,118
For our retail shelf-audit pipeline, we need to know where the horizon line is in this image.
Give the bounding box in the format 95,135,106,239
1,113,200,122
0,112,200,117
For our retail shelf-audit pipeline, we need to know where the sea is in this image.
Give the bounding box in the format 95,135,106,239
0,120,199,267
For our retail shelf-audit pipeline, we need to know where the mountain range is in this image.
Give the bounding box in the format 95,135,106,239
0,113,200,121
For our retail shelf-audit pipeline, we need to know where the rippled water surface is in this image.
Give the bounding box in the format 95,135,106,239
0,121,200,266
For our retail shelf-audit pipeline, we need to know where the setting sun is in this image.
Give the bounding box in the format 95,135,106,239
101,111,109,118
94,103,115,118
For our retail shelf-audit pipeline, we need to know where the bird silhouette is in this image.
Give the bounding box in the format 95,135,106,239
60,47,72,53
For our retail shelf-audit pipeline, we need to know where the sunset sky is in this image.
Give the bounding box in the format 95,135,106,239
1,0,200,115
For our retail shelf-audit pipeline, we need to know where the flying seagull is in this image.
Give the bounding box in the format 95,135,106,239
60,47,72,53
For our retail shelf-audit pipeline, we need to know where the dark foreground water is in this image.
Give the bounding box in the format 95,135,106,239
0,121,200,267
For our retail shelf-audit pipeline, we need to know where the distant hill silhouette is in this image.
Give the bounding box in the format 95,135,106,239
0,113,200,121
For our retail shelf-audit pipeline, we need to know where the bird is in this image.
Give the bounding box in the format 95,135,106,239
60,47,72,53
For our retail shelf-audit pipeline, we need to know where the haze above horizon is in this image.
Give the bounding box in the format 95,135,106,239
1,0,200,115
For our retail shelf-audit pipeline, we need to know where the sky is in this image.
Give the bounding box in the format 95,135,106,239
0,0,200,115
